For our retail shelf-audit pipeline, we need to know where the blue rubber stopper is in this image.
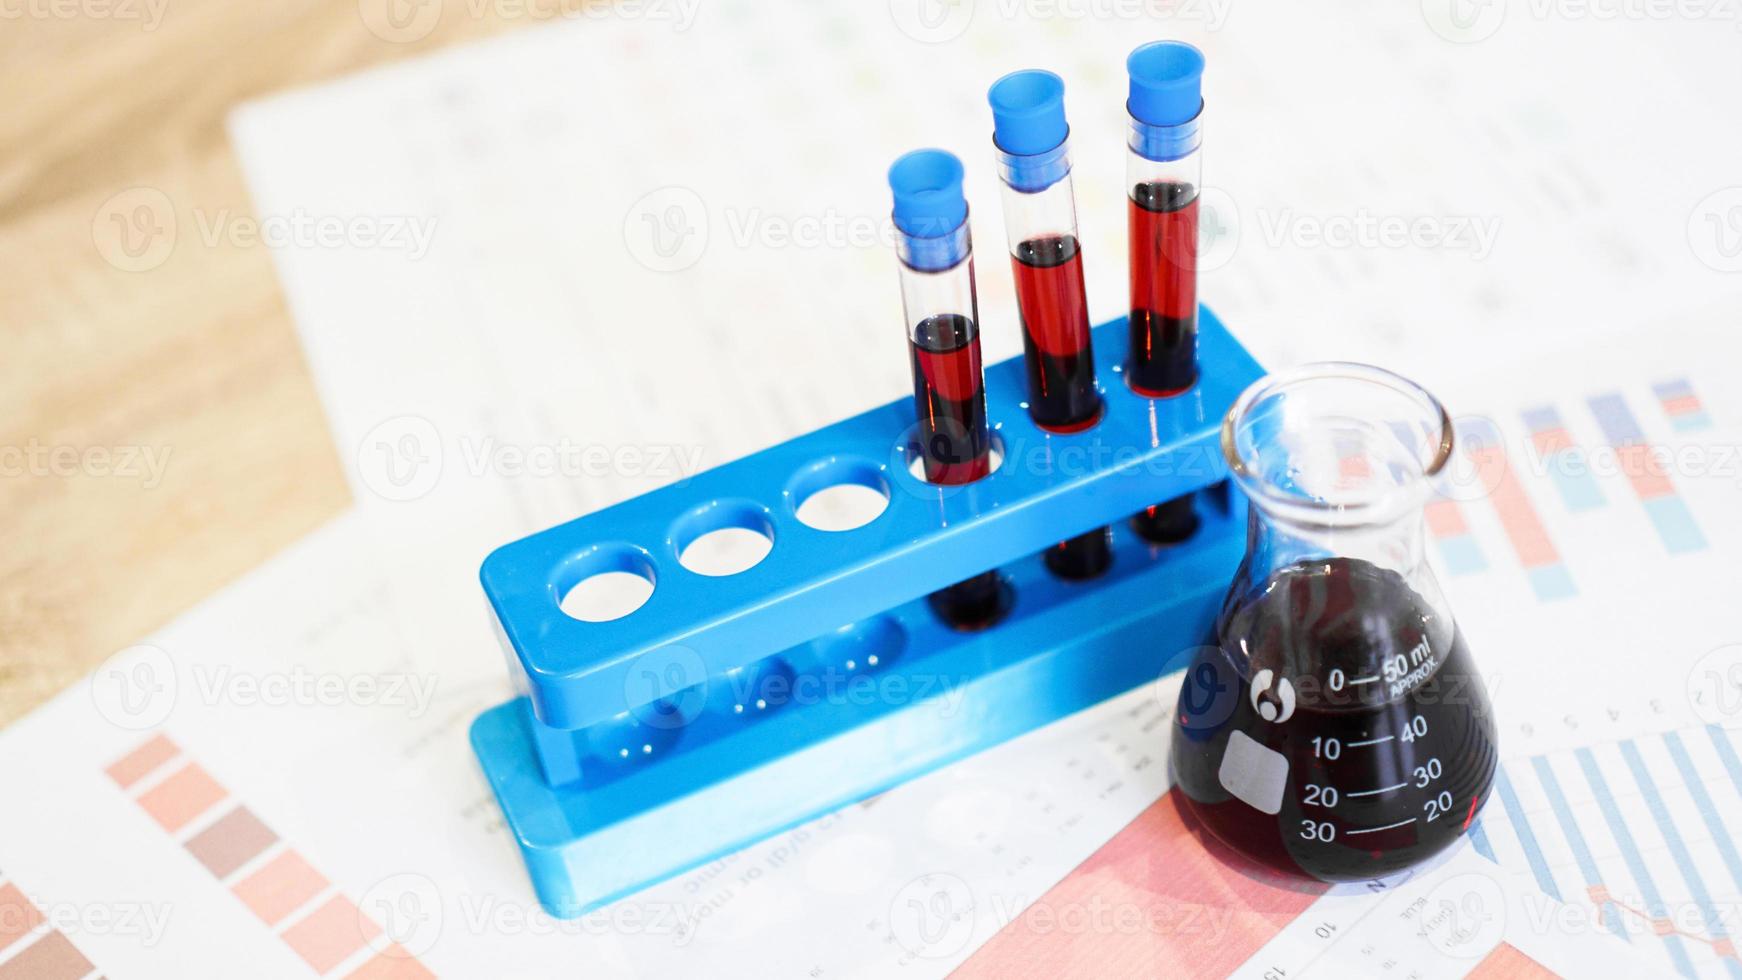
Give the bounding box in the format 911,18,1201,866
888,149,968,238
1127,41,1205,127
988,69,1068,156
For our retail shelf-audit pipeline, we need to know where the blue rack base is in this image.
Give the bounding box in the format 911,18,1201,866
470,490,1243,917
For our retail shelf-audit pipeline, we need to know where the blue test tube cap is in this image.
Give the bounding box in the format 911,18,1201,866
988,69,1068,156
888,149,968,239
1127,40,1205,127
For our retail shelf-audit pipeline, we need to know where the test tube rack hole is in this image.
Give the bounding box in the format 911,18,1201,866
471,309,1263,917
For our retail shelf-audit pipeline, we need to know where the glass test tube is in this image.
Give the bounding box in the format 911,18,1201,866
988,69,1111,580
888,149,1005,628
1126,40,1206,544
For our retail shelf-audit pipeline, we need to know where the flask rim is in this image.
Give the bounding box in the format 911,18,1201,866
1220,362,1455,526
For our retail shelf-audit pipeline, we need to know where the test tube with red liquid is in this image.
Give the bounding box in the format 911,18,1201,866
988,70,1111,580
888,150,1005,628
1126,41,1206,544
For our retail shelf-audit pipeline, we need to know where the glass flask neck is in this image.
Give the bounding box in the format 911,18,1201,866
1222,362,1455,601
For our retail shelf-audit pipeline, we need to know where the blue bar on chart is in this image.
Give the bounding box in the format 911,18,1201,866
1655,378,1713,433
1587,392,1708,554
1522,405,1606,512
1459,419,1576,600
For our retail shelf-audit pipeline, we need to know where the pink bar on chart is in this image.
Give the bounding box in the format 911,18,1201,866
281,895,381,974
953,788,1326,979
234,850,330,926
105,734,180,790
136,761,227,833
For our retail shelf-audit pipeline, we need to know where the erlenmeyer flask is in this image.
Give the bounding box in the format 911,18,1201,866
1172,363,1497,881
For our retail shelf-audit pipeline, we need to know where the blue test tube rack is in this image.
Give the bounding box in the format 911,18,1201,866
470,308,1263,917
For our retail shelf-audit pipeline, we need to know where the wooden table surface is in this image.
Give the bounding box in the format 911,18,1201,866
0,1,530,726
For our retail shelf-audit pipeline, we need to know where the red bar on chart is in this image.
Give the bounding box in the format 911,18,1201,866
1459,419,1576,601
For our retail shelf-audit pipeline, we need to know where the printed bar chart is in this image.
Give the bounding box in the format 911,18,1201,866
0,870,97,980
1457,418,1576,601
104,734,434,980
1587,393,1708,554
1475,724,1742,979
1655,378,1714,433
1521,405,1606,512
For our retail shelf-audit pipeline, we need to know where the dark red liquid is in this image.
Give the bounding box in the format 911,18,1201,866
1012,234,1111,580
908,314,990,486
1044,527,1111,580
1131,495,1199,546
1127,180,1199,398
908,313,1004,628
1012,235,1099,432
1172,558,1497,882
925,570,1007,631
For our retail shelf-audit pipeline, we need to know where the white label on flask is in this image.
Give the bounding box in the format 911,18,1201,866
1219,729,1289,815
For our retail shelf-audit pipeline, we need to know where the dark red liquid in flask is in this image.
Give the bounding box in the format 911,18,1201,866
1127,180,1199,398
1172,558,1498,881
